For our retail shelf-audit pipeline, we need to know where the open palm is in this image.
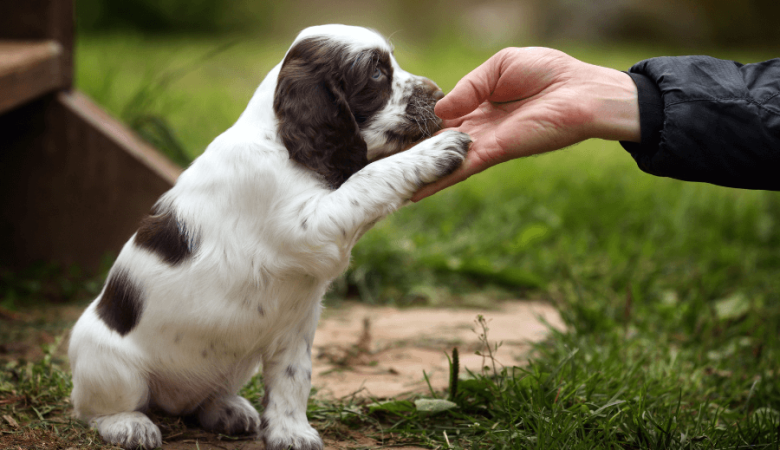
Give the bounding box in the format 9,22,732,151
412,47,639,201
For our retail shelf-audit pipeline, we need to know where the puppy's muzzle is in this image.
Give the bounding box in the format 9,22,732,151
421,77,445,101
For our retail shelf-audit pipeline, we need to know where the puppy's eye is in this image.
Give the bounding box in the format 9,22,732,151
371,67,382,79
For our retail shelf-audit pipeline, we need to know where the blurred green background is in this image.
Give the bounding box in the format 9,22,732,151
75,0,780,46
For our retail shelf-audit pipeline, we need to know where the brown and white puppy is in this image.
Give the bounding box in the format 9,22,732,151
68,24,470,450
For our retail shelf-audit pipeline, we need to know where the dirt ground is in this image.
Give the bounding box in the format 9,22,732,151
1,300,562,449
312,301,564,399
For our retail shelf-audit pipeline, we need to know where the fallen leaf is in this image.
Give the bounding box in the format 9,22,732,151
414,399,457,414
2,414,19,428
714,293,750,321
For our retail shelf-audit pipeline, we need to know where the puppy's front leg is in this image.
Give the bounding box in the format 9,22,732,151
312,130,471,237
260,332,322,450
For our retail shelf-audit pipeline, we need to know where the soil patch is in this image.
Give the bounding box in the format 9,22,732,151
313,300,564,400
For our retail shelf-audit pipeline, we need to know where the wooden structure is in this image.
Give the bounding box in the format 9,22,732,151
0,0,181,271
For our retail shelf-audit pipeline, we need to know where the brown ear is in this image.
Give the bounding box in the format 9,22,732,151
273,38,368,189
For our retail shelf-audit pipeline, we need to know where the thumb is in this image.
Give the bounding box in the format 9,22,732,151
434,55,500,120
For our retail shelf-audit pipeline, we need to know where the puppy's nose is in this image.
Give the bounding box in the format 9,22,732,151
421,77,444,100
420,77,441,92
421,77,440,91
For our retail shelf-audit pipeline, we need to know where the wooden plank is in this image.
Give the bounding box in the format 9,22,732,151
0,0,73,87
0,91,181,271
0,41,64,115
58,91,183,186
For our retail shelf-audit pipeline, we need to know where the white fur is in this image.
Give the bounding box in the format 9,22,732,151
69,24,469,450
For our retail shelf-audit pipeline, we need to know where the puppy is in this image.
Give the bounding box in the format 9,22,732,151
68,24,470,450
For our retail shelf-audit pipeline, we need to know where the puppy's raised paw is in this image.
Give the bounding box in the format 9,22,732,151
430,130,472,177
198,395,261,436
91,411,162,450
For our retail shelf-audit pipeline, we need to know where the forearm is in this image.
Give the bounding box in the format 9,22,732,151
620,55,780,190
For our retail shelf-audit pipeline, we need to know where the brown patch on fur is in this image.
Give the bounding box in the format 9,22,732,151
274,37,394,188
385,84,443,149
135,204,196,265
285,365,296,378
96,268,143,336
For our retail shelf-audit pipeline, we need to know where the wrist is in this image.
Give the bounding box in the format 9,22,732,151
587,67,641,143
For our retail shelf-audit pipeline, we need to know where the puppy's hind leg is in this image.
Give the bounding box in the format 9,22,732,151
90,412,162,450
198,394,262,437
75,380,162,450
70,344,160,449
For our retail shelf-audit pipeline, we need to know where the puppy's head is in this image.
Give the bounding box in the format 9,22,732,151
273,25,444,188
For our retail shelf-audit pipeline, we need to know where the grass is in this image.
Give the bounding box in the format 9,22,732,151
311,335,780,449
1,33,779,448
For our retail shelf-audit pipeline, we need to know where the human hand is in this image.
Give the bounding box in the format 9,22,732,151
412,47,640,201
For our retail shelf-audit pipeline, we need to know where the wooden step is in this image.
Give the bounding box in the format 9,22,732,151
0,40,64,115
0,90,181,270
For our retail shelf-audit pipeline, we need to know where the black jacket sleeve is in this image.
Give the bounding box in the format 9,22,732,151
619,56,780,190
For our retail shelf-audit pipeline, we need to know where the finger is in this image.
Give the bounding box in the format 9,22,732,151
440,100,492,129
441,117,466,128
434,54,502,120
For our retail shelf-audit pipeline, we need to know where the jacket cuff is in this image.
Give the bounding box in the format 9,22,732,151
619,71,663,158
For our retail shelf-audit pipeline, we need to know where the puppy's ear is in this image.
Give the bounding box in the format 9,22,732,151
273,38,368,189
